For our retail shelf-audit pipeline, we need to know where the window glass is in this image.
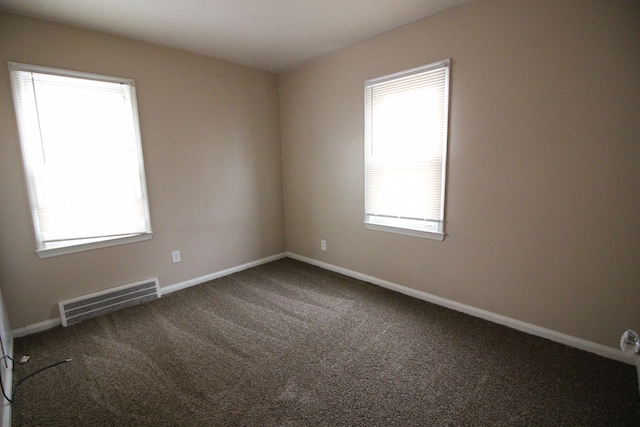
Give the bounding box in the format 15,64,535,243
364,60,450,240
9,63,152,257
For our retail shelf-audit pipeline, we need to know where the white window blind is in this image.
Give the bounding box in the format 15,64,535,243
364,59,450,240
9,62,152,257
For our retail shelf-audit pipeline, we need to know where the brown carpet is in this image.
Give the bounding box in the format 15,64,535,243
10,258,640,426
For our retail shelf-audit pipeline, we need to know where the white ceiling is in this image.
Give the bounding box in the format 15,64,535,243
0,0,469,72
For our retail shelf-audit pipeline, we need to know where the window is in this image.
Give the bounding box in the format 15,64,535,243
364,59,450,240
9,62,152,258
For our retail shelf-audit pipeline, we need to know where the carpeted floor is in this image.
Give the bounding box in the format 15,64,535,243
10,258,640,426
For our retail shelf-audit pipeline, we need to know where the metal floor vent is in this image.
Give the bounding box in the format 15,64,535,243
58,278,160,327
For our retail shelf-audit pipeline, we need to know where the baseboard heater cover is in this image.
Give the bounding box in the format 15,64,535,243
58,278,160,327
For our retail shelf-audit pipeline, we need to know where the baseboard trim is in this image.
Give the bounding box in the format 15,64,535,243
12,252,288,339
12,318,61,339
286,252,637,366
160,252,287,296
11,251,636,368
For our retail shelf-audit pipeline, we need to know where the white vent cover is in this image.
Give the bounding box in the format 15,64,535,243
58,278,160,327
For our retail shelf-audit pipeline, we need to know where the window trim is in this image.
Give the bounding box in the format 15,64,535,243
364,219,445,241
8,62,153,258
363,59,450,241
36,233,153,259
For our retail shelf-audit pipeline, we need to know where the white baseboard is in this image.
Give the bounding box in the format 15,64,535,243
286,252,637,366
12,318,61,339
10,251,636,368
12,252,288,338
160,252,287,296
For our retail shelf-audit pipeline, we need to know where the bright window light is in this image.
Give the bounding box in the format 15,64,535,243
364,60,450,240
9,62,152,258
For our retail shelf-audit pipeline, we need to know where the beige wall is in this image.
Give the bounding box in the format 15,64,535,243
1,0,639,351
0,12,285,328
280,0,640,348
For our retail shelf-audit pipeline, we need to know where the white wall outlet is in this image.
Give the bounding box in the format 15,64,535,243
321,240,326,251
171,250,181,263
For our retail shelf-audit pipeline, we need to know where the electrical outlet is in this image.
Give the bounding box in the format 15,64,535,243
321,240,326,251
171,250,181,263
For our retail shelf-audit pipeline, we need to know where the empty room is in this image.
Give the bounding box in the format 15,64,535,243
0,0,638,425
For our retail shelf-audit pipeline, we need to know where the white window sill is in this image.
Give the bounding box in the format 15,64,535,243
365,222,445,241
36,233,153,259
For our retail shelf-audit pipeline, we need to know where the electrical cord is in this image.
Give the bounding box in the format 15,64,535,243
0,356,71,404
0,355,13,403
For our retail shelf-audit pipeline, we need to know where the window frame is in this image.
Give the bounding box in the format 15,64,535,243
364,59,450,241
8,62,153,258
